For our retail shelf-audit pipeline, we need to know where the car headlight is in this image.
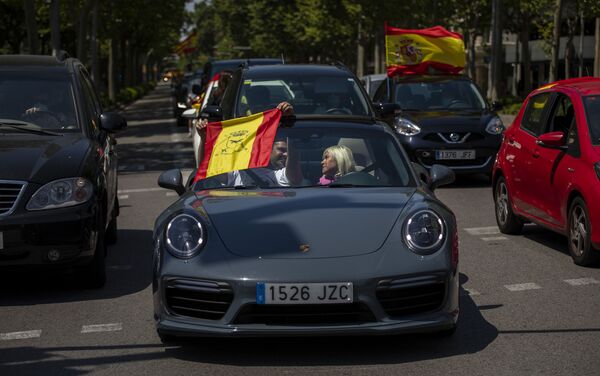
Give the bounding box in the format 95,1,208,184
165,214,205,259
485,116,505,135
26,177,93,211
393,116,421,136
403,210,445,254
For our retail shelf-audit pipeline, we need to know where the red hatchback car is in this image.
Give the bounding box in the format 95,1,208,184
493,77,600,266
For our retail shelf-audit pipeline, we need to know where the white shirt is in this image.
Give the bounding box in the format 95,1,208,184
228,167,289,187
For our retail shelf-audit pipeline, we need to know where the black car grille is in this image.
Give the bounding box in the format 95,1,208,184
233,303,376,325
422,132,485,143
165,278,233,320
376,275,446,317
0,181,25,216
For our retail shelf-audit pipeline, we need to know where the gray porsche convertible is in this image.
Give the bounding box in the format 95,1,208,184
153,117,459,340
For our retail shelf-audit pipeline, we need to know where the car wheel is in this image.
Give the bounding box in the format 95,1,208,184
568,198,599,266
105,198,118,245
83,226,107,289
494,176,523,234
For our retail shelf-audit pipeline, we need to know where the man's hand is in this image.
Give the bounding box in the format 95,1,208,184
277,101,294,117
24,107,43,115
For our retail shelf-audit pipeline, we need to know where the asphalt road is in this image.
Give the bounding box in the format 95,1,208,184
1,82,599,376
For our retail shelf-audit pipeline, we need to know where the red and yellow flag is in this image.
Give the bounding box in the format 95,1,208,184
193,109,282,182
385,24,465,76
174,32,198,56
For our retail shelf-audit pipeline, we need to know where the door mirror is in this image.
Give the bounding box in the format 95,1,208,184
536,131,567,150
158,169,185,196
373,102,401,117
429,164,455,191
192,84,202,95
490,101,503,112
201,105,222,121
182,108,197,119
411,162,431,186
100,112,127,133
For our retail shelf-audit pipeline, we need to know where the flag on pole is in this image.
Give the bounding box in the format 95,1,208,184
193,109,282,182
174,32,198,56
384,24,465,76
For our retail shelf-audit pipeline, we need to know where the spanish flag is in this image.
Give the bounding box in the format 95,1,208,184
193,109,282,182
385,24,465,76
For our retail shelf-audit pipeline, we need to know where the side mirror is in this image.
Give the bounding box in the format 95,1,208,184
429,164,455,191
158,169,185,196
490,101,503,112
100,112,127,133
536,131,567,150
373,102,401,117
192,84,202,95
201,105,222,121
411,162,431,186
182,108,197,119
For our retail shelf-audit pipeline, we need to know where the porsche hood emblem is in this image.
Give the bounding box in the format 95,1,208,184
299,244,310,253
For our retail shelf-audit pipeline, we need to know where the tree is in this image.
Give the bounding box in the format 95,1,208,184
548,0,564,82
50,0,61,56
23,0,40,54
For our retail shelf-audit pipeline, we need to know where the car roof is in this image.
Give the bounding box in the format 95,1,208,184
243,64,354,78
391,74,471,83
0,54,76,73
539,77,600,96
284,117,388,132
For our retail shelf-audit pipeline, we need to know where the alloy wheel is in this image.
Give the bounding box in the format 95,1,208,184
569,205,588,257
496,181,509,225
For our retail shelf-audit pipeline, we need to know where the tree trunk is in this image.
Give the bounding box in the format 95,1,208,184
579,11,584,77
487,0,502,100
549,0,564,82
23,0,40,54
76,0,93,62
565,17,575,79
595,17,600,77
373,32,381,74
50,0,61,57
356,19,364,78
520,19,532,95
108,39,115,101
90,0,99,84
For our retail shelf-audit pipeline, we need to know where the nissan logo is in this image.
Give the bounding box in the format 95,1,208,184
450,133,460,142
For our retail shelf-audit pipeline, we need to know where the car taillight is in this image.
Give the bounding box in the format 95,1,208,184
451,228,459,273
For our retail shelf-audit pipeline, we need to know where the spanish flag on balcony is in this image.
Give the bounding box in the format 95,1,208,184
193,109,282,182
385,24,465,76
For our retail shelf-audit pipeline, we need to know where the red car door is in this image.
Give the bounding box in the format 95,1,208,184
511,92,553,217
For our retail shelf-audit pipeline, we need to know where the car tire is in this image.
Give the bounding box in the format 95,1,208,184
83,226,107,289
105,198,118,245
494,176,523,235
567,197,600,266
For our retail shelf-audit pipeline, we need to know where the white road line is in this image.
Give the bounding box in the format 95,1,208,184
504,283,542,292
166,192,178,197
462,288,481,296
0,330,42,341
117,187,165,194
564,277,600,286
81,323,123,334
464,226,500,236
481,236,508,241
118,195,129,200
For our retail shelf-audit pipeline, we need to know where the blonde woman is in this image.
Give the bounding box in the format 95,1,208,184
319,145,356,185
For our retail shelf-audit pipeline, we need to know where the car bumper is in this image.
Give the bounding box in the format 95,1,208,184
0,201,99,269
153,254,459,337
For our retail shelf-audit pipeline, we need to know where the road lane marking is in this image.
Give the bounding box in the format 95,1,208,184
81,323,123,334
462,288,481,296
464,226,500,236
118,195,129,200
504,283,542,291
117,187,165,194
481,236,508,241
564,277,600,286
0,330,42,341
166,192,178,197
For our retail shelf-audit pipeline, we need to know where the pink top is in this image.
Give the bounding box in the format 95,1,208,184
318,175,336,185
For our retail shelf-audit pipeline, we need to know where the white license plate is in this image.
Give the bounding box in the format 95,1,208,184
436,149,476,160
0,232,3,249
256,282,353,305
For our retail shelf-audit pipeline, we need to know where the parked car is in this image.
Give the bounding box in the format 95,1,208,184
360,73,386,99
493,77,600,266
0,55,127,287
372,74,504,177
153,119,458,341
206,64,375,121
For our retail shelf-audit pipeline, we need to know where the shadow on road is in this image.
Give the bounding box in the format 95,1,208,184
442,173,492,189
0,229,153,306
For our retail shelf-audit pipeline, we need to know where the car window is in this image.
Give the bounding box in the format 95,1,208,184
548,94,575,134
393,79,486,111
583,95,600,145
521,93,551,136
193,127,414,189
373,78,389,102
0,71,79,131
236,74,370,117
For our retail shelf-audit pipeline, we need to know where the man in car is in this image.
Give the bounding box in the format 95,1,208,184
22,87,76,128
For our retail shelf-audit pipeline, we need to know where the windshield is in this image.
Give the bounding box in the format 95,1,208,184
394,79,486,111
583,95,600,145
193,127,414,190
236,74,371,117
0,72,78,131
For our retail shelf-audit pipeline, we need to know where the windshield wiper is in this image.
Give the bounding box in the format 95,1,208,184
0,121,62,136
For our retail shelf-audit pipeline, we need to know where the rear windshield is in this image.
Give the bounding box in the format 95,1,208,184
583,95,600,145
394,79,486,111
0,72,78,131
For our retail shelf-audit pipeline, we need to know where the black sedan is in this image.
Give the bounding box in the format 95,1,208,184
0,55,126,288
373,75,505,177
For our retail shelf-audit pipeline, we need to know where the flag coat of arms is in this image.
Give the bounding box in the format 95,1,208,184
385,24,466,76
193,108,282,182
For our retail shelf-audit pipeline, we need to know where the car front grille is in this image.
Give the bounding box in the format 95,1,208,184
0,181,26,217
376,275,446,317
165,278,233,320
233,303,376,325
